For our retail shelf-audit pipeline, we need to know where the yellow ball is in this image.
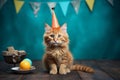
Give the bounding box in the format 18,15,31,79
20,60,31,70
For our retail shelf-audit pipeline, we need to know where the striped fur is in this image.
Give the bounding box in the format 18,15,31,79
70,64,94,73
42,24,94,74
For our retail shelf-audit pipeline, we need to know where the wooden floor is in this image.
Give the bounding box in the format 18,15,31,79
0,60,120,80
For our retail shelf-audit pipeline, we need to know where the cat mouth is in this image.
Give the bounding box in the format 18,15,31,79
53,43,59,46
50,42,62,46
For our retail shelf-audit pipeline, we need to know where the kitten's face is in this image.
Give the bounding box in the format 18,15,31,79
44,23,69,47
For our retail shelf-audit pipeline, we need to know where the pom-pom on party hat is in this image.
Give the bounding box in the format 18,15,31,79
51,8,60,30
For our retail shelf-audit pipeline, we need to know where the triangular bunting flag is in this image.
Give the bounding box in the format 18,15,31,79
14,0,24,14
30,2,41,17
107,0,114,6
59,1,70,16
85,0,95,11
47,2,56,13
0,0,7,10
71,0,81,14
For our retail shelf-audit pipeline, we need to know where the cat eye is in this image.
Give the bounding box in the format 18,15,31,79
58,34,61,37
50,34,54,38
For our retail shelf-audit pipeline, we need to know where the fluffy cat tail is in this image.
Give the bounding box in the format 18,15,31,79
70,64,94,73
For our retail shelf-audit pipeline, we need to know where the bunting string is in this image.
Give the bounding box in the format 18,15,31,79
0,0,115,16
71,0,81,14
14,0,24,14
47,2,56,13
30,2,41,17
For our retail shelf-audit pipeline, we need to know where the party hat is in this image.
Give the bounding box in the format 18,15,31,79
51,8,60,30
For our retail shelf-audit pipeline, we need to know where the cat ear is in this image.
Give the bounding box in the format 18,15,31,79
45,23,51,32
61,23,67,33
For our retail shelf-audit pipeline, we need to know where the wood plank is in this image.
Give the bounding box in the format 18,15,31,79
78,69,114,80
95,60,120,80
50,71,81,80
24,60,50,80
22,73,50,80
0,60,119,80
0,75,23,80
33,61,81,80
0,61,13,74
0,60,50,80
75,60,114,80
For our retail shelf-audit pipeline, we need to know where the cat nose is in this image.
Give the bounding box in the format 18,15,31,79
53,39,58,43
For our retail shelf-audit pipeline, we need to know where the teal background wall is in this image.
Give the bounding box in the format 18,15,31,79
0,0,120,60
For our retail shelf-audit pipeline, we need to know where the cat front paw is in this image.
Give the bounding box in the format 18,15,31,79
59,68,67,75
50,69,57,74
66,68,71,73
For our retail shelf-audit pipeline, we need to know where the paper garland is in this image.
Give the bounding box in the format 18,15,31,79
30,2,41,17
71,0,81,14
59,1,70,16
0,0,7,10
107,0,114,6
14,0,24,14
0,0,115,15
47,2,56,13
85,0,95,11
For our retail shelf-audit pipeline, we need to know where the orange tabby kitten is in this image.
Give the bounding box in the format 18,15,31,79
42,23,94,75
